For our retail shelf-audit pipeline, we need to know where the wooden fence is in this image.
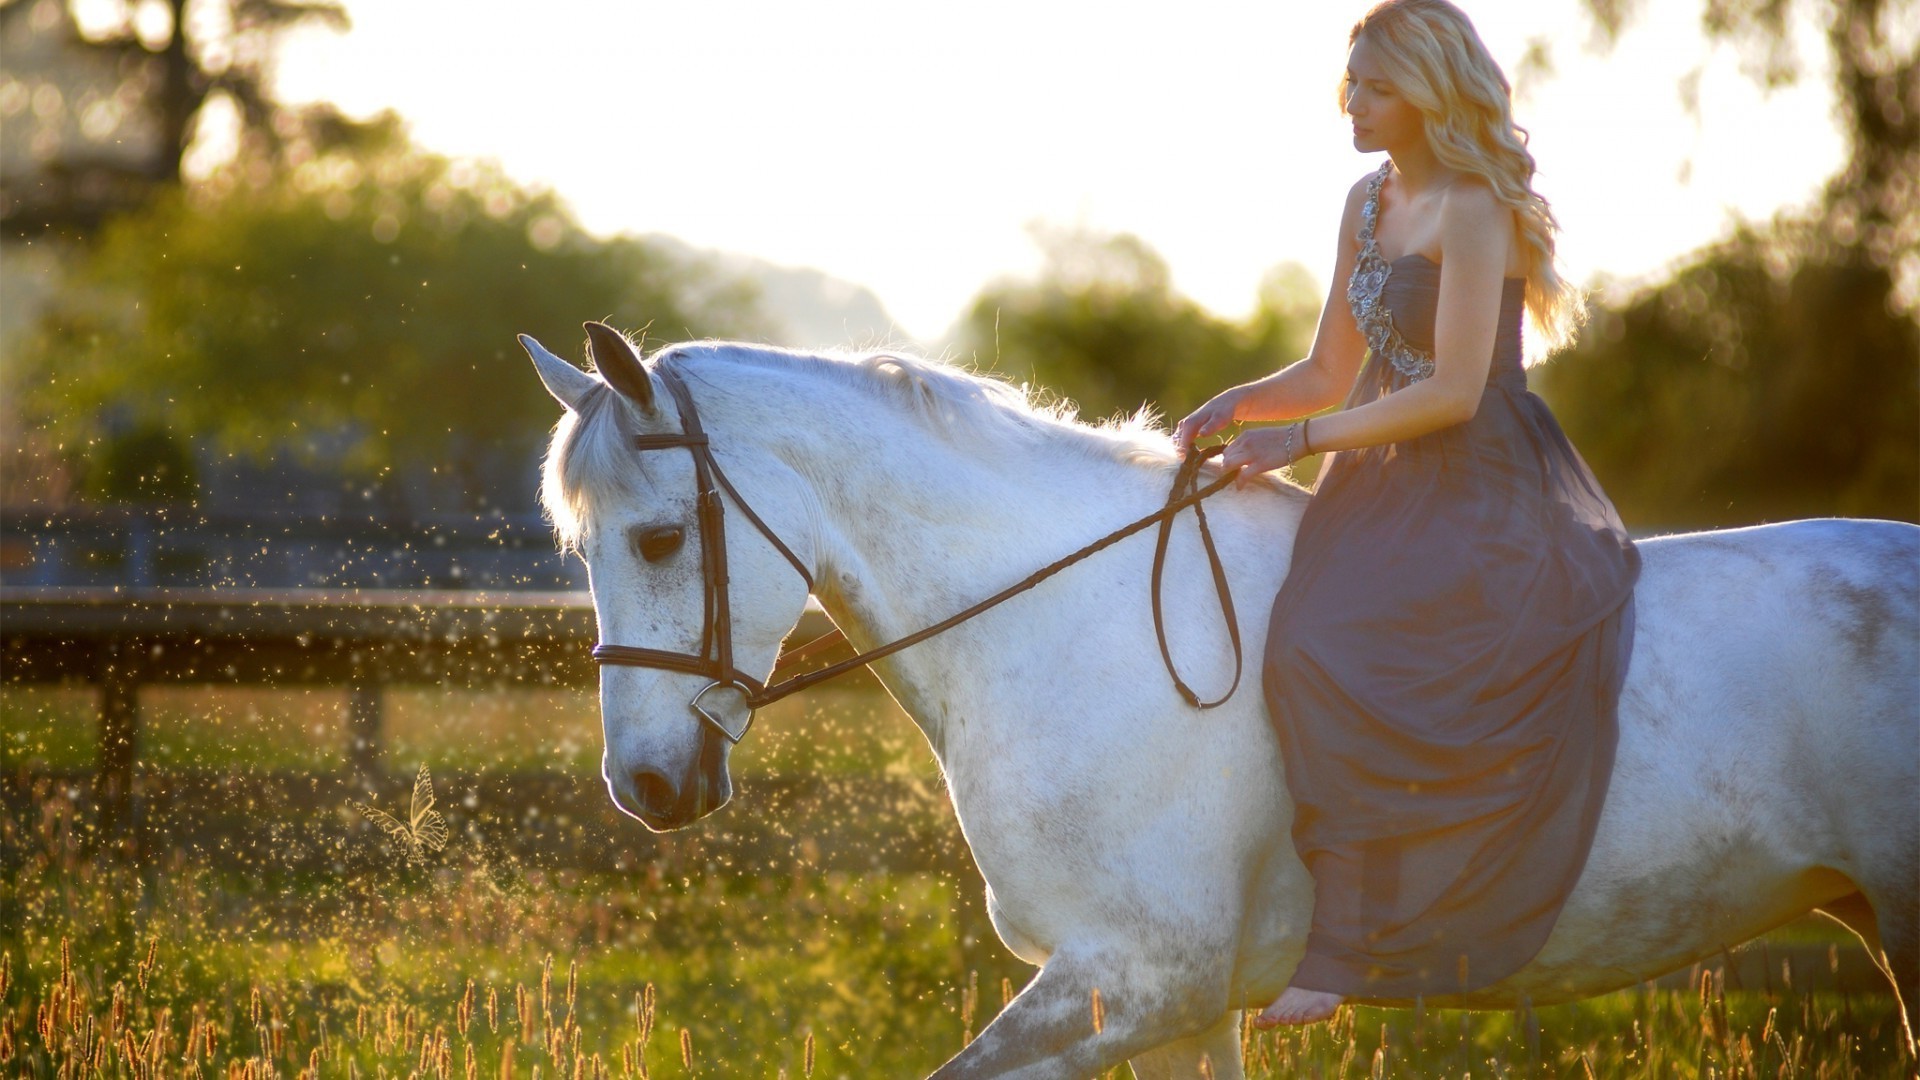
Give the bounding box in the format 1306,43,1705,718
0,585,839,826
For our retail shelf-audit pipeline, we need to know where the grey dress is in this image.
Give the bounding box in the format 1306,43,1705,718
1264,161,1641,1000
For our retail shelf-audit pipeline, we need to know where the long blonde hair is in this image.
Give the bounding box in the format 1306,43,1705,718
1347,0,1585,356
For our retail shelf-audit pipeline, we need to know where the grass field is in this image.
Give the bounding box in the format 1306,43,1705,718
2,684,1911,1077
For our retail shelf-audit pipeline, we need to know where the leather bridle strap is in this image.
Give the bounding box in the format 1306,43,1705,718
748,445,1243,709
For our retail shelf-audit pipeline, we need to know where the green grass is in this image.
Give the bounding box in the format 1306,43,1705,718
2,683,1909,1077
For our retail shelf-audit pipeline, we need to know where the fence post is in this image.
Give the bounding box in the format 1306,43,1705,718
97,639,142,848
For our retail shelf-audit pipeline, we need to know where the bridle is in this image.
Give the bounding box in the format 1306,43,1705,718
590,364,1245,745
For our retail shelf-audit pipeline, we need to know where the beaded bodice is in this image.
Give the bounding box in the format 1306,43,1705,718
1345,161,1528,386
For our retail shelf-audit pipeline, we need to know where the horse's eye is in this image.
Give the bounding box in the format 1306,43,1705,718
632,525,685,563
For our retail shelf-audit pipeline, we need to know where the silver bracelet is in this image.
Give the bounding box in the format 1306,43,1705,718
1283,422,1297,467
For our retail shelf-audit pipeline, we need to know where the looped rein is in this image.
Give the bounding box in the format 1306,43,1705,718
1153,446,1243,708
590,363,1246,744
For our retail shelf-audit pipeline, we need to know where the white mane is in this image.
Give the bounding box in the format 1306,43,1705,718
540,342,1228,552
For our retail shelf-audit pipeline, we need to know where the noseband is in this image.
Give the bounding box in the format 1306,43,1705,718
591,365,1244,745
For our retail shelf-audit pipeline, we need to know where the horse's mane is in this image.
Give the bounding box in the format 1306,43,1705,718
541,342,1269,552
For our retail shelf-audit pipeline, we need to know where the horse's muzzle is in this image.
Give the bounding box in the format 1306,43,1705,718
606,728,733,831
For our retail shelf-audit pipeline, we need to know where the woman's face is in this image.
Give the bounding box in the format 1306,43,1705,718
1344,34,1423,155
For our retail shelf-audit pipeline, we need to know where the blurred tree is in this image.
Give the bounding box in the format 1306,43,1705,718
1581,0,1915,297
1541,221,1917,524
15,113,766,500
956,225,1319,426
87,421,196,500
1536,0,1918,526
0,0,353,233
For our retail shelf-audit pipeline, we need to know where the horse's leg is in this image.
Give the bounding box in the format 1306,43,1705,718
925,948,1228,1080
1125,1011,1245,1080
1818,887,1918,1060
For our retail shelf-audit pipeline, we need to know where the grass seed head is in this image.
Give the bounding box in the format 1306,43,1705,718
139,939,159,991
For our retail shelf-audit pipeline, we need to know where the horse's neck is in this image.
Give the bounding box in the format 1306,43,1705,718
817,447,1155,630
700,358,1287,745
689,355,1302,761
782,387,1153,638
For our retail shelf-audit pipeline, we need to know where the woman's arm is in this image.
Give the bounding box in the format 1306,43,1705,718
1174,178,1373,447
1219,180,1513,477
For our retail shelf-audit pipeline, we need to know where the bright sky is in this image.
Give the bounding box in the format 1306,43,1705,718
274,0,1844,344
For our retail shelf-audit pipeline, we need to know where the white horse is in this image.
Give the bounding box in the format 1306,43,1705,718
520,327,1918,1079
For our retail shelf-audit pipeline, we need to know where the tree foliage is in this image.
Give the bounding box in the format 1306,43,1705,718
1539,0,1918,526
16,113,764,492
1537,221,1917,525
954,226,1320,426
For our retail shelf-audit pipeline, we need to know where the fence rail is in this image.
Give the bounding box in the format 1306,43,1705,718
1,585,842,829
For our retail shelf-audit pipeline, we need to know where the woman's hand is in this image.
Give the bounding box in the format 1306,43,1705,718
1221,424,1306,488
1173,388,1246,454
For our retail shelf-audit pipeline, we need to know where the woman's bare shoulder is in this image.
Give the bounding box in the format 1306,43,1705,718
1438,175,1509,231
1337,172,1376,231
1344,170,1380,206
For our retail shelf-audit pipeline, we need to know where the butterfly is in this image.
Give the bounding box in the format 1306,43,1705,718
352,762,450,862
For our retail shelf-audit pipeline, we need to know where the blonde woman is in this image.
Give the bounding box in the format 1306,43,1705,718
1174,0,1641,1028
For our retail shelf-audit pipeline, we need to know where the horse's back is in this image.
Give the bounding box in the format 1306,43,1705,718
1624,516,1917,797
1468,518,1919,1005
1634,517,1918,714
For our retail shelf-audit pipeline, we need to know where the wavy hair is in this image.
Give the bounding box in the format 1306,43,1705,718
1346,0,1586,356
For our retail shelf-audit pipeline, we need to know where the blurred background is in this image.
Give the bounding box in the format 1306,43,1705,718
1,0,1915,1075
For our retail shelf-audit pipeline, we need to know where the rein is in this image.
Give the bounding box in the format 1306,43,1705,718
591,365,1244,743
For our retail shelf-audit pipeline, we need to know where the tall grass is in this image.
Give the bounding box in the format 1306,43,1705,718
3,787,1910,1078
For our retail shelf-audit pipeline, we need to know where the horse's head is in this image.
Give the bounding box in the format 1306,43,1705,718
521,325,813,831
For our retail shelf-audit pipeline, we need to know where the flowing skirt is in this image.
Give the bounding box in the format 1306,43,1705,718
1264,360,1640,1000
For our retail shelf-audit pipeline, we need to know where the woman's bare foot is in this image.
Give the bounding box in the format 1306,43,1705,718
1252,985,1345,1028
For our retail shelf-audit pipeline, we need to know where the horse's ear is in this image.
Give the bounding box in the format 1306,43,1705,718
584,321,656,411
518,333,597,412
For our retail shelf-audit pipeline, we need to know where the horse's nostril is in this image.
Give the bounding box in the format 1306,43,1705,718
632,769,678,816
